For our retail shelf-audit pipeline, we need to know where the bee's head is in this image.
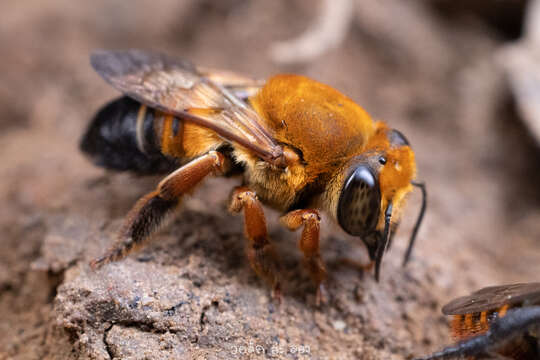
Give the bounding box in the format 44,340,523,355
335,126,420,278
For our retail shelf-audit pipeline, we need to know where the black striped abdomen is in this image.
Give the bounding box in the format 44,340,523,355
80,96,180,174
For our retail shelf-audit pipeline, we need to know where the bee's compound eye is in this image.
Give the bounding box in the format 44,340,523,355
389,129,409,147
337,166,381,236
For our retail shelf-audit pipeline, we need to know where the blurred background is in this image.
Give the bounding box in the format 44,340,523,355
1,0,539,359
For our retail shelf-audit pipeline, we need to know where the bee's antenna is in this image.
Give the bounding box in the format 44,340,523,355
375,201,393,281
402,181,427,266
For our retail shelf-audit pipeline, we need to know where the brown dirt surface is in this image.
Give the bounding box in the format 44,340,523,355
1,1,539,359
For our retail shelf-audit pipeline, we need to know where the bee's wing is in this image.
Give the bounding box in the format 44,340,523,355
90,50,282,164
197,66,265,101
442,283,540,315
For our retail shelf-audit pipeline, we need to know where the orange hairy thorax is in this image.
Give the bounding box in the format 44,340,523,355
250,74,375,179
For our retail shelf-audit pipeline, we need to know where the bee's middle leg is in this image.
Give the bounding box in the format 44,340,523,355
229,187,281,301
280,209,327,305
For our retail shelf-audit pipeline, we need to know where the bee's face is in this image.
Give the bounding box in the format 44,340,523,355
337,128,414,245
378,130,415,201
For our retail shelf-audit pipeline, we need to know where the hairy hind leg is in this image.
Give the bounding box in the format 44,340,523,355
229,187,281,301
90,151,226,269
280,209,327,305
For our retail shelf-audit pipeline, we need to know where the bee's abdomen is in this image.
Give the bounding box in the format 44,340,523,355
80,96,179,174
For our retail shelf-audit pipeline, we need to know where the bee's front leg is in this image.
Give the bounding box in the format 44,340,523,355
280,209,327,306
229,187,281,302
90,151,226,269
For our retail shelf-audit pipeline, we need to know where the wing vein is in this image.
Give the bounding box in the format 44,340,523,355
91,49,284,165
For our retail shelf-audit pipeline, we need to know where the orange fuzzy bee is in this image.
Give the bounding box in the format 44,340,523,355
415,283,540,359
81,50,426,303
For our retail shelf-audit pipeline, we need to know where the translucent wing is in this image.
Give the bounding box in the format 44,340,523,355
90,49,283,165
197,66,265,101
442,283,540,315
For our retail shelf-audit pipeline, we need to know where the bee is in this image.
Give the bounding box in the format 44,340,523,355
81,50,426,304
415,283,540,360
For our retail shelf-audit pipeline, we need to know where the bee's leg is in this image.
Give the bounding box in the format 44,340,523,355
90,151,226,269
280,209,327,306
229,187,281,302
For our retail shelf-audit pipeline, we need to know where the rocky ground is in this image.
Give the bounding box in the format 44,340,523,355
1,1,539,359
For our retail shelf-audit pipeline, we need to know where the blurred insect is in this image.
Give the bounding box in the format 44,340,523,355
416,283,540,360
81,49,426,304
